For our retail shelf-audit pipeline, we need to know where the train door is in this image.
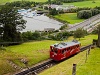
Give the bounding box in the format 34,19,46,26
76,44,80,52
72,45,77,54
70,46,75,55
66,47,70,57
59,48,67,60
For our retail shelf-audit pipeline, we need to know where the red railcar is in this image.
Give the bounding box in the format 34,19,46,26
50,40,81,61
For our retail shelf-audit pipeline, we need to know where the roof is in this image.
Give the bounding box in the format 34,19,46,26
51,40,80,49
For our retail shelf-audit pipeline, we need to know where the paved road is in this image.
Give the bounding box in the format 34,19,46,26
67,14,100,32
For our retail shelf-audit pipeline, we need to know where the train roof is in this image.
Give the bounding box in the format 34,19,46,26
51,40,80,49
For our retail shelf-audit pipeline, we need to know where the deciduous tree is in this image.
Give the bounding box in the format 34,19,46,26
0,4,26,42
74,28,87,40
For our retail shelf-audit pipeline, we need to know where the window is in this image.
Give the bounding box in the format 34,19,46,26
50,47,54,52
67,47,70,51
62,49,66,54
77,45,79,48
62,50,64,54
54,48,58,53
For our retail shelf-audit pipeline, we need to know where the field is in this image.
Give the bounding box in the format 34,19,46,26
39,47,100,75
54,13,85,24
0,34,98,75
0,0,48,4
63,0,100,8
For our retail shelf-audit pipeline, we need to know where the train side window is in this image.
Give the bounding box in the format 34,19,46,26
77,45,79,48
74,45,76,49
62,50,64,54
67,47,70,51
62,49,66,54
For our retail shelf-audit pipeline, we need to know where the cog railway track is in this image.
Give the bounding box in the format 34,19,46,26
15,44,93,75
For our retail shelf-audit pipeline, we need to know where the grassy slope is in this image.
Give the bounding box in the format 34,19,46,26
77,48,100,75
54,13,85,24
63,0,100,8
39,35,99,75
0,51,16,75
0,34,97,74
39,47,100,75
7,40,58,66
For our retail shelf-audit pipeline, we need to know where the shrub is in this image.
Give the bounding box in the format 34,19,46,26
77,10,92,19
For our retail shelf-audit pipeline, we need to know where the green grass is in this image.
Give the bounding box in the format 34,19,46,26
0,0,10,4
77,34,98,46
54,13,85,24
6,40,59,66
0,51,16,75
0,0,48,4
39,49,87,75
63,0,100,8
77,48,100,75
0,34,97,74
39,44,100,75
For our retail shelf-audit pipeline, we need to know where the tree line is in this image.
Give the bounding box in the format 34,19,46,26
77,9,100,19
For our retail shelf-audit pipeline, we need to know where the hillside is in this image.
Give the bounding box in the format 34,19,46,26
39,47,100,75
0,34,97,75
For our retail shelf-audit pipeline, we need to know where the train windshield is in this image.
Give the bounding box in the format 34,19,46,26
51,47,58,53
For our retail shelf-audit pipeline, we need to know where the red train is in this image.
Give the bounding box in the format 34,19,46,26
50,40,81,61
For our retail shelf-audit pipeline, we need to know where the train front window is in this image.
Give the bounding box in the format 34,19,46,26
50,47,54,52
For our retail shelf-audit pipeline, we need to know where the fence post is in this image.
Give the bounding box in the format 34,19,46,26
72,64,77,75
85,50,88,63
88,47,91,55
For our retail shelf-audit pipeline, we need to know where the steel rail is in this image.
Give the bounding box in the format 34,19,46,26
14,44,93,75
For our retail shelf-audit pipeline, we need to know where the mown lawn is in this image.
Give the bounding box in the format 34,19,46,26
54,13,85,24
0,34,97,75
63,0,100,8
